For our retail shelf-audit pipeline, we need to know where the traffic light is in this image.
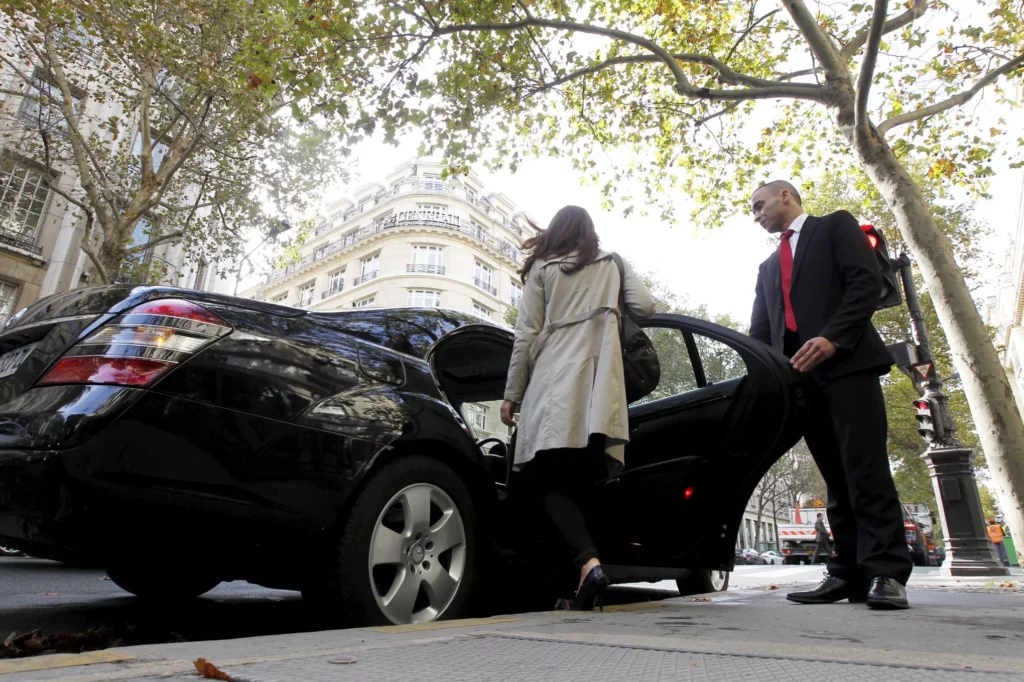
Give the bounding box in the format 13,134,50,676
861,224,903,310
913,397,944,444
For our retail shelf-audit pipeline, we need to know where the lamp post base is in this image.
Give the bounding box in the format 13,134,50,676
923,446,1009,578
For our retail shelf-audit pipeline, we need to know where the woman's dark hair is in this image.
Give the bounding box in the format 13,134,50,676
518,205,600,283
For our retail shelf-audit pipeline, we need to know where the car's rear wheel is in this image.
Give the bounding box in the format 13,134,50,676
676,569,729,596
307,455,481,626
106,559,221,601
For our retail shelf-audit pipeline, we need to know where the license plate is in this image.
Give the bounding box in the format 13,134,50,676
0,343,38,379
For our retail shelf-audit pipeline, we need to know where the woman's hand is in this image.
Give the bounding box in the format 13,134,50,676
500,400,518,427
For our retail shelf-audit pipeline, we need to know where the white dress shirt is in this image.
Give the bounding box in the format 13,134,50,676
784,213,809,258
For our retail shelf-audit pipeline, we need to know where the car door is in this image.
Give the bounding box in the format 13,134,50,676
598,313,804,571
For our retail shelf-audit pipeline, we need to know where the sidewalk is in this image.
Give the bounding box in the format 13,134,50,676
3,569,1021,682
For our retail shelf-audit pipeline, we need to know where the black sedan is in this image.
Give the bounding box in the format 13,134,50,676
0,286,805,624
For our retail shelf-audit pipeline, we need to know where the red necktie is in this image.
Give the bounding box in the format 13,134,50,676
780,229,798,332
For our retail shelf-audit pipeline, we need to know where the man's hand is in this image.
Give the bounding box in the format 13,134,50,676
500,400,518,427
791,337,836,372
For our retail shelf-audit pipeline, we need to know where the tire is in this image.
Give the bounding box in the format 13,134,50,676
306,455,482,626
676,569,729,596
106,560,221,601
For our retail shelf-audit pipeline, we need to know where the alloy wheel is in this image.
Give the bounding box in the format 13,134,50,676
708,570,728,592
367,482,467,624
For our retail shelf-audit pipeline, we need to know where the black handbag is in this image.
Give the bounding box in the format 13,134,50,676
610,253,660,403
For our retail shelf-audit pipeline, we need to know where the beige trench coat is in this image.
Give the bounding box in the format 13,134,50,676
504,251,656,466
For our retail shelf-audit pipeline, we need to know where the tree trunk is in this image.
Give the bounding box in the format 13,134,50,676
855,131,1024,569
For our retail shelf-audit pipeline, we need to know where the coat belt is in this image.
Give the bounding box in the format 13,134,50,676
527,305,619,367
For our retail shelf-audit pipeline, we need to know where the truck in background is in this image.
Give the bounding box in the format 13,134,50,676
777,503,938,566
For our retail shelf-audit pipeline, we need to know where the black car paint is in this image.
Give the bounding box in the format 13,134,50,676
0,287,806,593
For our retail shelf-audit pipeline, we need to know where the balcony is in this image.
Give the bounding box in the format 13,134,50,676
407,263,446,275
353,270,379,286
0,228,43,257
309,180,529,241
266,209,523,285
322,283,344,299
474,278,497,296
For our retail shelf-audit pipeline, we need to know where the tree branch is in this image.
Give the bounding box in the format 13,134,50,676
526,53,825,101
840,0,929,62
855,0,889,141
125,228,184,255
778,0,848,78
430,16,827,103
725,8,781,64
876,51,1024,136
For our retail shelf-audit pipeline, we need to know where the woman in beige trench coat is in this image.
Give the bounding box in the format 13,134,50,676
500,205,655,610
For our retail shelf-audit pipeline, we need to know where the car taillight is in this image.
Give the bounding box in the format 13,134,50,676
36,298,231,388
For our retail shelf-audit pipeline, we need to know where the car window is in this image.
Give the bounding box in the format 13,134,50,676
459,399,514,443
635,327,698,404
693,334,747,385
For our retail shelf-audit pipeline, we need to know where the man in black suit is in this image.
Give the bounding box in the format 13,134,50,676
749,180,912,610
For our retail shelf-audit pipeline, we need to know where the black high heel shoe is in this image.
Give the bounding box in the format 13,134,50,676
556,565,610,612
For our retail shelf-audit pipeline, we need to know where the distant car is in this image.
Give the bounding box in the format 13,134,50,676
739,548,766,564
761,550,782,565
734,551,750,565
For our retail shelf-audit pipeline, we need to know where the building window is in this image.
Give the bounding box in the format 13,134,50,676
18,73,83,136
0,281,18,325
408,289,441,307
272,293,288,304
353,296,375,308
474,261,496,296
361,253,379,276
510,281,523,305
298,281,315,308
324,270,345,298
416,203,448,212
464,402,487,434
466,189,477,202
0,156,50,239
473,302,492,319
409,245,445,274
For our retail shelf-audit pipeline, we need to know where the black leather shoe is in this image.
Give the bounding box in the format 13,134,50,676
866,575,909,610
787,573,867,604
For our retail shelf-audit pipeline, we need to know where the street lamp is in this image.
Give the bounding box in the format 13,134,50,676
232,220,289,297
890,252,1009,577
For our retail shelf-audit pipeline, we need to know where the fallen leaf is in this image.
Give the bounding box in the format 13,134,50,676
691,597,712,602
768,584,779,590
194,658,233,681
328,658,357,665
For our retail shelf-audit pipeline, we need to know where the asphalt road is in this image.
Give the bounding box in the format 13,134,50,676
0,557,687,649
4,557,999,653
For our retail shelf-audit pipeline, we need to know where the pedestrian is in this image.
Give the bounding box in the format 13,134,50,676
811,513,830,565
501,205,655,611
749,180,913,610
987,518,1010,566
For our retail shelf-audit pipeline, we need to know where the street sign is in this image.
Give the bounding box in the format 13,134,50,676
812,498,825,507
912,361,934,383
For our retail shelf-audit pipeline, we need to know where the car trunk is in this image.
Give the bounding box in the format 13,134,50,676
426,324,514,407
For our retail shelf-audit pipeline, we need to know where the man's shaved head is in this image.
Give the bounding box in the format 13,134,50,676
756,180,802,206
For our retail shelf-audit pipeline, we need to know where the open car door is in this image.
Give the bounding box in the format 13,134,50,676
598,314,806,574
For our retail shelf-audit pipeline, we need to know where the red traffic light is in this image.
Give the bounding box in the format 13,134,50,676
861,224,880,248
913,399,929,411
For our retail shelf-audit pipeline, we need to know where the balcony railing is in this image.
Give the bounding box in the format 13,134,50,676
322,283,344,299
353,270,379,286
311,180,530,241
0,228,43,256
474,278,498,296
266,209,523,285
407,263,446,275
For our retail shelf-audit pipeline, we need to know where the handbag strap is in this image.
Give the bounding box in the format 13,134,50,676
610,252,629,335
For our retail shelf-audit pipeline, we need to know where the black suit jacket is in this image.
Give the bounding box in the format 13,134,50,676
749,210,893,381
